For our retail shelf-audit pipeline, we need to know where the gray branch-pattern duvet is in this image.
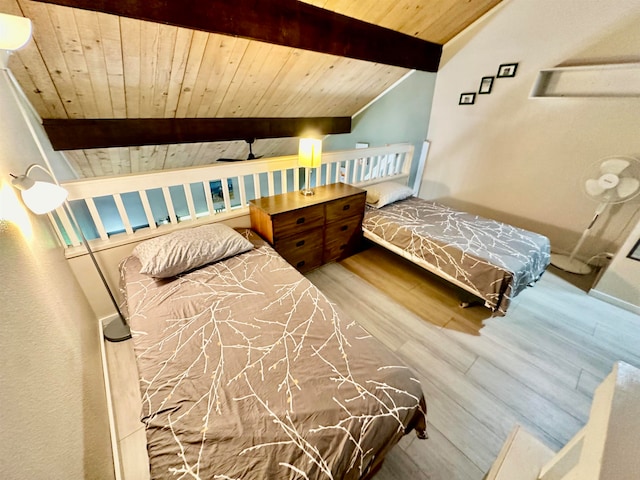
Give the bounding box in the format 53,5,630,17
363,197,551,314
120,230,426,479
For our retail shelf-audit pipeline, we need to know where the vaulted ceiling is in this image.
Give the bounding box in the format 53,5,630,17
2,0,502,178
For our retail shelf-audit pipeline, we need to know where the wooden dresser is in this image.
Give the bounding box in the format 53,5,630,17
249,183,366,273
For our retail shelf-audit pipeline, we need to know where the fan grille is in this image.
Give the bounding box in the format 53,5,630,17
582,156,640,204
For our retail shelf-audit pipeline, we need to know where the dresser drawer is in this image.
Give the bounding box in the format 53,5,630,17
325,193,365,222
281,247,323,273
272,205,325,241
275,227,323,255
324,216,363,263
276,228,324,273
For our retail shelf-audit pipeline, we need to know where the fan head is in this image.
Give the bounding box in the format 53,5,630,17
583,156,640,204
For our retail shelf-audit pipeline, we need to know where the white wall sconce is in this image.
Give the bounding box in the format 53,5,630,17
10,165,132,342
10,165,68,214
0,13,32,51
0,13,33,69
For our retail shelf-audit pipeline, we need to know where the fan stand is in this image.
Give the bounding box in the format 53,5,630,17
550,253,592,275
550,202,607,275
553,155,640,274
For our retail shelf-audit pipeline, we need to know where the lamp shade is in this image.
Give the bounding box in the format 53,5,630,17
298,138,322,168
11,174,68,214
0,13,32,51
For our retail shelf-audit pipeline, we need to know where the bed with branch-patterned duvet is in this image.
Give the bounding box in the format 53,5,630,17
120,229,426,479
362,197,551,315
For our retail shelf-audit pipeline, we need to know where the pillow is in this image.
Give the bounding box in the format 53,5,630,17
132,223,253,278
366,181,413,208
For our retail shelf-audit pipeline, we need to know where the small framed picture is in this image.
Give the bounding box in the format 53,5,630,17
497,63,518,78
459,92,476,105
628,238,640,262
479,76,494,94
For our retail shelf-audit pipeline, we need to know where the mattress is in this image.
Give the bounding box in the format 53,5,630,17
362,197,551,314
120,229,426,479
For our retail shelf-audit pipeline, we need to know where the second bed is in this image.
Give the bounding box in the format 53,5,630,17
362,182,551,315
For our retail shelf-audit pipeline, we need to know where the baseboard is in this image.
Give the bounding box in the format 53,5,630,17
588,289,640,315
99,320,123,480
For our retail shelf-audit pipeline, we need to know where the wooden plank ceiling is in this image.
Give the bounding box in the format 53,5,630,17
1,0,502,178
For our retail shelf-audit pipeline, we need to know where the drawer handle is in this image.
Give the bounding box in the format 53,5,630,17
340,225,349,231
296,240,305,247
342,204,350,211
296,260,305,268
296,217,305,224
339,244,347,250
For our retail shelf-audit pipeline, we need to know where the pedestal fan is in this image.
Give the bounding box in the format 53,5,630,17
551,156,640,274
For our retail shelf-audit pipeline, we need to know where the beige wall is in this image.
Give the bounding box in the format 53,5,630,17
591,218,640,314
0,69,114,478
422,0,640,261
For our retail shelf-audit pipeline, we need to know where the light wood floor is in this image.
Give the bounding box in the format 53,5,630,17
105,244,640,480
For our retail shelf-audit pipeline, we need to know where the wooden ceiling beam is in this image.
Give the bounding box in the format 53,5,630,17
33,0,442,72
42,117,352,150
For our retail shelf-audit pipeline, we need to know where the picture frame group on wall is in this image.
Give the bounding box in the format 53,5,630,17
458,62,518,105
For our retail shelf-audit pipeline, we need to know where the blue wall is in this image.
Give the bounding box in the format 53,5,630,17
323,70,437,187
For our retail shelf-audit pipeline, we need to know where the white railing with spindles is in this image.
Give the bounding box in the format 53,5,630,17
53,144,414,256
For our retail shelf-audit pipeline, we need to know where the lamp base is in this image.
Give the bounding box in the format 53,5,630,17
300,188,315,196
550,253,592,275
104,316,132,342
